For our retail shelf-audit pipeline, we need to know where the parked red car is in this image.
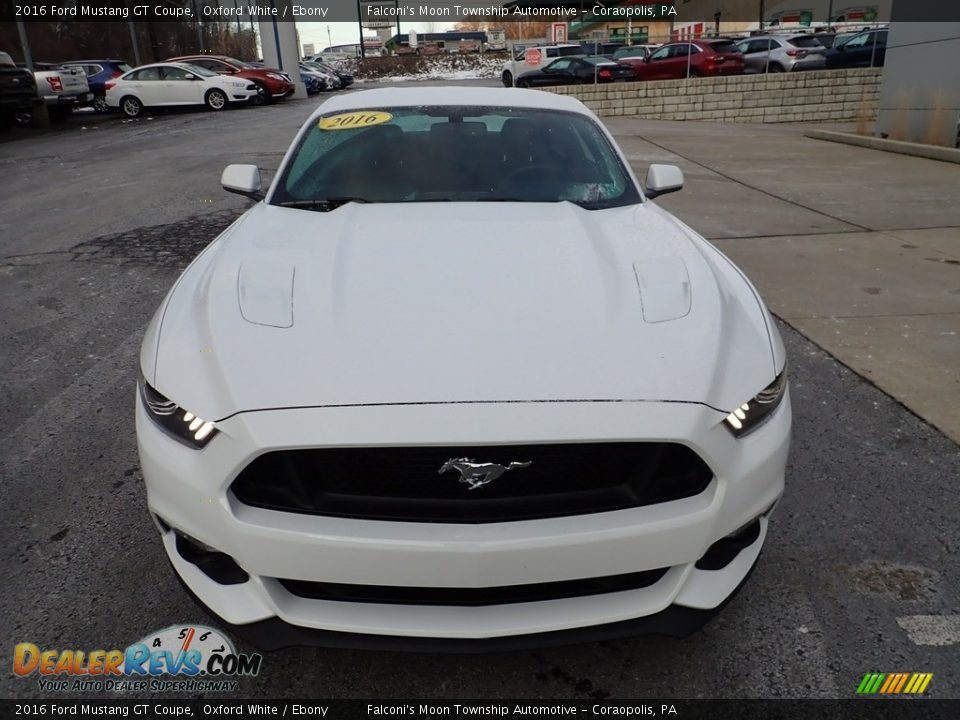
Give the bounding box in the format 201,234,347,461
165,55,294,105
619,39,744,80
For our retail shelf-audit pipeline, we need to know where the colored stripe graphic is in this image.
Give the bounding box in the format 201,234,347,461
857,672,933,695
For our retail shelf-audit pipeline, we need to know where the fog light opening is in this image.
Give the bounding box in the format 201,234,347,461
695,517,763,571
173,530,249,585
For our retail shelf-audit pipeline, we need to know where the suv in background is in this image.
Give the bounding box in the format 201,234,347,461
619,39,744,80
0,51,40,131
59,59,131,112
501,44,584,86
613,44,661,61
736,35,827,73
165,55,294,105
825,28,888,68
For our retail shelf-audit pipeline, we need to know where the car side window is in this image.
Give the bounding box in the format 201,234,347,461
192,59,218,71
161,66,191,81
134,67,161,81
549,59,573,71
545,48,559,58
649,46,670,61
844,32,871,49
670,44,692,58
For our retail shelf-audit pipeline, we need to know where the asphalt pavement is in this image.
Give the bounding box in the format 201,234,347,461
1,88,958,700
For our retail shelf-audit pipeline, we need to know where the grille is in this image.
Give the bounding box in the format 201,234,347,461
231,442,713,523
276,567,670,606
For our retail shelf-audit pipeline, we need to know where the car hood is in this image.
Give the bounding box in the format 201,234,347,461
149,202,777,420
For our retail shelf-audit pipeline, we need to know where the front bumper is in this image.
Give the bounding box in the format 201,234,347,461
138,394,790,648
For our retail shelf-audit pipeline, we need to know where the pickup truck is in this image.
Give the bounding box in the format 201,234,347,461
501,44,585,87
0,51,40,131
27,62,92,122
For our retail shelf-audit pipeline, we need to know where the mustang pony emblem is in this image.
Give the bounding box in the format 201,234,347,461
439,457,533,490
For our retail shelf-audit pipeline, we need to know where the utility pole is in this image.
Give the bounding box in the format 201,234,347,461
128,21,142,66
357,0,366,58
15,20,33,71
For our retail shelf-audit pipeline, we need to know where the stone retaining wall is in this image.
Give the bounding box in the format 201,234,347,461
542,68,882,123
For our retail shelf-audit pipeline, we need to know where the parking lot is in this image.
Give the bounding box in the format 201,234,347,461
1,86,958,699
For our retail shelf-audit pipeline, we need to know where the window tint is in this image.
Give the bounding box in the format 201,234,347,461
133,67,161,81
789,36,823,48
545,48,559,58
649,46,670,61
558,46,584,56
161,66,192,80
273,106,640,210
181,64,218,77
843,32,872,48
0,51,14,67
709,41,741,54
548,59,573,71
191,59,220,71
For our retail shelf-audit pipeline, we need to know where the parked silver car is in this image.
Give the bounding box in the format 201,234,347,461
735,35,827,73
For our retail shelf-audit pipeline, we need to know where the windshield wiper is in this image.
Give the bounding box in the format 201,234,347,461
277,197,369,211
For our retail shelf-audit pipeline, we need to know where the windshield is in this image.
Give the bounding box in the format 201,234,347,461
0,51,15,67
271,106,641,210
225,57,254,69
181,64,218,77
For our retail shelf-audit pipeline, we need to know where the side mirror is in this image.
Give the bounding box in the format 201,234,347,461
644,55,651,63
221,164,264,200
644,164,684,199
183,74,195,80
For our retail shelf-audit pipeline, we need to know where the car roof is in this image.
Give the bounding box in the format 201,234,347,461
168,54,231,60
126,62,203,71
311,87,590,118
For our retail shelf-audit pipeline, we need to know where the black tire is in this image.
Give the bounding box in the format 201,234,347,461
501,70,513,87
767,63,785,73
248,82,270,106
14,110,32,127
688,68,702,78
516,78,531,89
205,88,228,111
92,94,109,113
120,95,143,118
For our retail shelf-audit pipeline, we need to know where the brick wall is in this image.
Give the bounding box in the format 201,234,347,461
542,68,882,123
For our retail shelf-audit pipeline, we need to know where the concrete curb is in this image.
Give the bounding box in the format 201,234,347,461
804,128,960,164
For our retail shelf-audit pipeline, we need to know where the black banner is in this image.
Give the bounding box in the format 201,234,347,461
2,700,960,720
4,0,959,24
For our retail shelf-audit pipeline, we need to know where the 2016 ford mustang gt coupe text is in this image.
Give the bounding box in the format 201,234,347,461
136,88,791,651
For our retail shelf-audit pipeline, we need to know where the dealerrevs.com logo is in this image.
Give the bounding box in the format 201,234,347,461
13,625,262,693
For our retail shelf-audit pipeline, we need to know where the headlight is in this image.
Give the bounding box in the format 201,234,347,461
723,368,787,437
266,72,284,81
139,376,218,448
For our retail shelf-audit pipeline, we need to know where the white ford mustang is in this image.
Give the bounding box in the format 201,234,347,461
137,88,791,650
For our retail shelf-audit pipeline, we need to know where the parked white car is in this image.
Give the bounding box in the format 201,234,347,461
105,63,257,118
137,87,790,651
